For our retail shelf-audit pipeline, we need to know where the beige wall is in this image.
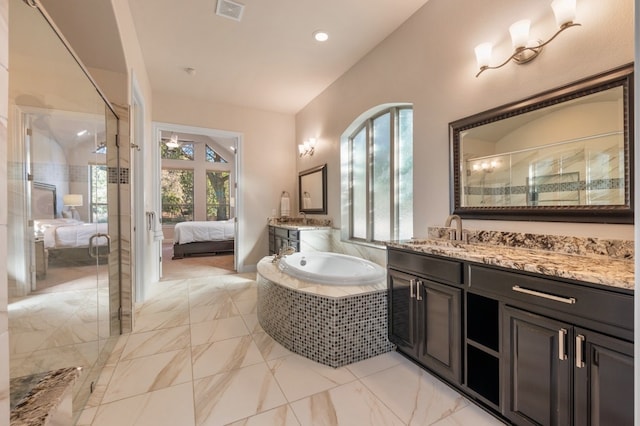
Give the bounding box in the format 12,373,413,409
152,92,296,271
296,0,634,241
0,0,8,421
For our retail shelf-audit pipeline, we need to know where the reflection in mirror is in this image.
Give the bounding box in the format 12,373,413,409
299,164,328,214
450,64,633,223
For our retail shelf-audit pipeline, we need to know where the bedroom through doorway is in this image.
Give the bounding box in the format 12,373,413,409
154,123,240,281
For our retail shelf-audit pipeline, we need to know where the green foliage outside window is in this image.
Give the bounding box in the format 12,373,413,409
206,171,230,220
162,168,194,223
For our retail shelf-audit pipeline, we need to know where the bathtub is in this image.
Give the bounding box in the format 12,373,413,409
277,252,386,286
256,253,393,367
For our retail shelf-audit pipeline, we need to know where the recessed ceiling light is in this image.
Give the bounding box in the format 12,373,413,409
77,130,88,136
313,31,329,42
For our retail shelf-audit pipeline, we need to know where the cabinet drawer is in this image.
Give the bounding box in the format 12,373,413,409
388,249,462,285
273,226,299,240
468,265,633,333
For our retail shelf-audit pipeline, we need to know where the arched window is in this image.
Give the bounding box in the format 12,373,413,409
342,105,413,244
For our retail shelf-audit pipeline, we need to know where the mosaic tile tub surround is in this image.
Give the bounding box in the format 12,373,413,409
256,259,394,368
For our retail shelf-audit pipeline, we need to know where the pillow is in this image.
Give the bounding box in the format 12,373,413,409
61,210,71,218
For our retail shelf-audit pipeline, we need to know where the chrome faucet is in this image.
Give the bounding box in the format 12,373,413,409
272,245,297,263
444,214,463,241
298,211,307,225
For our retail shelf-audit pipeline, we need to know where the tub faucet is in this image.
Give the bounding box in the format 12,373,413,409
272,245,297,263
444,214,463,241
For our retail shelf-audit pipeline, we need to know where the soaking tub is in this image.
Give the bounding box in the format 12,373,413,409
277,252,386,286
256,252,393,367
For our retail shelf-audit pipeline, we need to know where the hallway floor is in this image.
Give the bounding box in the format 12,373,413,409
76,253,504,425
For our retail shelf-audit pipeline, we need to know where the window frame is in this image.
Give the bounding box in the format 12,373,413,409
347,106,412,244
161,167,195,224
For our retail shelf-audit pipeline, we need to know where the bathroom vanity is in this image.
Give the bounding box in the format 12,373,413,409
267,219,331,254
387,232,634,425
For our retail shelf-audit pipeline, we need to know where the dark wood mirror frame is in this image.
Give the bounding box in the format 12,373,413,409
450,64,634,223
299,163,328,214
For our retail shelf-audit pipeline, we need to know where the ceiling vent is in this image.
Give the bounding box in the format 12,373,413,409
216,0,244,22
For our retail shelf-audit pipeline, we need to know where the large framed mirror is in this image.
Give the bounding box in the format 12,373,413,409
299,164,328,214
450,64,633,223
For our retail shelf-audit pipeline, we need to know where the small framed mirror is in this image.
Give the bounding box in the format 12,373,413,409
299,164,327,214
450,64,633,223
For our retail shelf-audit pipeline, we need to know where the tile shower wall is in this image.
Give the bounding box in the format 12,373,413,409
1,0,9,422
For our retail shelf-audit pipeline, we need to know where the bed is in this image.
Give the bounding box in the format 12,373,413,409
32,182,109,267
172,219,235,259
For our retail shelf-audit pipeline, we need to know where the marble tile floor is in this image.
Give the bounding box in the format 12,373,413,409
76,271,506,426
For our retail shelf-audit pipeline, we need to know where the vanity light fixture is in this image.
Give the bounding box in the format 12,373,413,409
474,0,580,77
298,138,316,157
471,159,500,173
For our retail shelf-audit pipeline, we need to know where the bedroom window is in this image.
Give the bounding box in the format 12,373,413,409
161,168,194,224
90,164,108,223
161,143,194,161
206,145,228,163
346,106,413,244
206,171,230,220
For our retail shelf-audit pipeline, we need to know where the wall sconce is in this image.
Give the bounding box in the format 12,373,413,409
474,0,580,77
63,194,83,220
298,138,316,157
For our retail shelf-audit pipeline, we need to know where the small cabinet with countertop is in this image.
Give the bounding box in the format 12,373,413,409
387,234,634,426
268,222,330,255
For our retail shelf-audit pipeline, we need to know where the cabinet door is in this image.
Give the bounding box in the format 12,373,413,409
416,280,461,383
503,306,572,426
574,328,633,426
388,269,418,356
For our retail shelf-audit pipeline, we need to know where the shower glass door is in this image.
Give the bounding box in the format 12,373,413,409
7,0,120,419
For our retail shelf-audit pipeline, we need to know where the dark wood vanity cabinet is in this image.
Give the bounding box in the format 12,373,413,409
503,307,633,426
268,225,300,254
387,249,633,426
387,249,462,384
471,265,634,426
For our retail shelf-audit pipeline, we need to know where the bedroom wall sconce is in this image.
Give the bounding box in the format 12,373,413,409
474,0,580,77
63,194,83,220
298,138,316,157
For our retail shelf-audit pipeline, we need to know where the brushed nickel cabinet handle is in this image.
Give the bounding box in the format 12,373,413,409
416,280,423,301
558,328,568,361
576,334,585,368
409,279,415,299
512,285,576,305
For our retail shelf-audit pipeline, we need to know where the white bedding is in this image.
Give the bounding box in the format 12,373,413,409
174,220,235,245
35,219,109,249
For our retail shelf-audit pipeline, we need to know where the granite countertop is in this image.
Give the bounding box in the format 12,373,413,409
268,217,333,231
10,367,81,426
387,238,634,292
271,224,332,230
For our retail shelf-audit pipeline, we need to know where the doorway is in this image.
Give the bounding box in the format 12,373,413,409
153,122,241,281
